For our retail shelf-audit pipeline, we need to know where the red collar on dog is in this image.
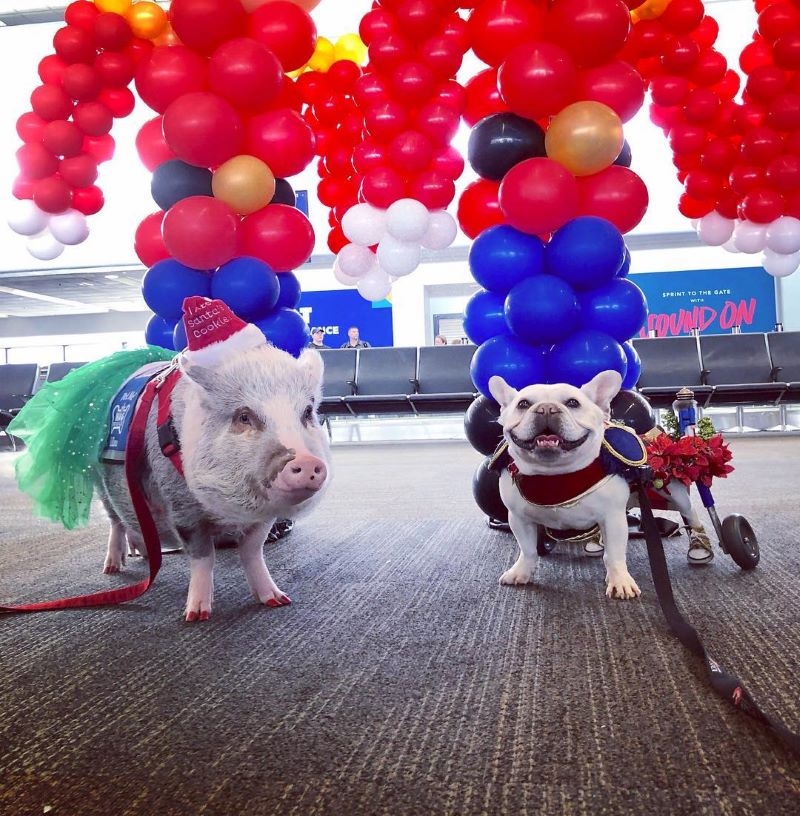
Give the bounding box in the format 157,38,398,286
508,458,610,507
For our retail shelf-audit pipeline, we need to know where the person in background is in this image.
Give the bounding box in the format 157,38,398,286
434,335,447,346
451,337,463,345
308,327,333,350
340,326,371,349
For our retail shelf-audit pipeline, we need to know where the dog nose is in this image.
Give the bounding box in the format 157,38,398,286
535,403,561,415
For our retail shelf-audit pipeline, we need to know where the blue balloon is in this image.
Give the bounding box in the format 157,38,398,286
172,318,187,351
254,308,310,358
470,334,548,399
275,271,302,309
211,256,280,321
579,278,648,342
141,259,211,321
145,314,178,350
468,225,545,295
463,289,506,345
150,159,212,211
616,247,631,278
546,217,626,290
505,274,580,345
545,330,627,387
621,341,642,389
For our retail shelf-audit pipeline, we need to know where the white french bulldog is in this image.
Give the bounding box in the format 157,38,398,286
488,369,641,600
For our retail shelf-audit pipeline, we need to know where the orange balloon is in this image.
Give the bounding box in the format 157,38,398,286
212,155,276,216
545,101,624,177
152,24,182,48
126,2,169,40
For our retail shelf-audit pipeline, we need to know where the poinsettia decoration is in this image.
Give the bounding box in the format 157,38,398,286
645,432,734,487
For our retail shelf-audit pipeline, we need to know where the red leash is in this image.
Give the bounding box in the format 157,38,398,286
0,370,176,613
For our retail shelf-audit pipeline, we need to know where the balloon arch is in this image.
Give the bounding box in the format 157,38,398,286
6,0,800,392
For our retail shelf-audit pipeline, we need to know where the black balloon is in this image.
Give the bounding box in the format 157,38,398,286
614,139,632,168
472,457,508,522
467,112,546,181
464,394,503,455
270,178,296,207
610,389,656,435
150,159,212,211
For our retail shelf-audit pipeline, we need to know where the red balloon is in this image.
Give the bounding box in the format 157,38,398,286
53,25,97,65
389,61,437,107
353,73,391,108
765,154,800,192
741,126,783,165
209,38,284,112
668,123,707,155
394,0,443,39
498,41,578,120
94,50,135,87
169,0,247,56
41,119,84,157
767,93,800,132
99,87,135,118
62,63,101,101
352,140,388,174
715,187,741,219
162,196,241,269
739,188,785,223
388,130,435,173
326,60,363,95
577,165,649,234
746,65,787,104
660,0,705,34
683,87,721,123
270,76,304,114
457,179,504,239
407,170,456,209
430,144,465,179
740,39,772,74
758,2,800,42
650,75,690,108
33,176,74,214
38,54,67,86
317,176,358,209
327,225,349,254
72,184,104,215
700,138,738,174
82,133,115,163
773,31,800,71
73,101,114,135
16,112,47,144
65,1,99,32
136,116,177,172
547,0,631,67
678,192,715,219
690,15,719,49
359,7,395,46
245,108,315,178
729,163,764,195
467,0,547,68
417,34,464,80
135,45,208,115
12,176,35,200
578,59,645,122
134,211,169,268
414,101,460,146
368,33,415,74
16,143,59,179
297,71,333,106
92,12,132,51
434,79,467,112
463,68,507,127
360,166,407,208
690,50,728,87
59,153,98,187
364,100,411,143
247,1,317,72
163,92,244,168
31,84,73,121
499,158,579,235
683,169,722,201
240,204,315,271
125,38,154,69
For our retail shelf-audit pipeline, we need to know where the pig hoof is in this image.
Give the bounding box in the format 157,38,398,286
185,608,212,622
103,564,121,575
265,598,281,608
279,593,291,605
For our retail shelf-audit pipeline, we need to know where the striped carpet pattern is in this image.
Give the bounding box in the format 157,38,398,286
0,438,798,815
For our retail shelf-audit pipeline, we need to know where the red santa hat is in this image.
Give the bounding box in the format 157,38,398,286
181,296,266,367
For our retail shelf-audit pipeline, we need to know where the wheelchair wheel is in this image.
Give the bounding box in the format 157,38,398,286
721,514,759,570
537,533,557,556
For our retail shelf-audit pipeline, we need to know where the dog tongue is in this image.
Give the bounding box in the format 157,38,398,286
535,434,562,448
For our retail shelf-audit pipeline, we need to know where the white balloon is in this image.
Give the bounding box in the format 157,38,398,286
332,258,360,286
341,203,387,246
721,237,741,253
27,231,64,261
732,220,767,254
696,211,734,246
385,198,431,243
356,267,392,301
6,198,49,236
336,243,377,279
48,209,89,246
421,210,458,250
765,215,800,255
376,234,421,277
762,248,800,278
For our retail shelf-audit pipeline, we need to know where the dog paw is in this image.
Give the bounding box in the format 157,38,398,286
500,567,534,586
605,573,641,600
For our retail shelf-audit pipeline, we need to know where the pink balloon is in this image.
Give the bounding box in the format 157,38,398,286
162,196,240,269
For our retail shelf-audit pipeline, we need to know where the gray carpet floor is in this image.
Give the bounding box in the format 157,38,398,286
0,436,798,815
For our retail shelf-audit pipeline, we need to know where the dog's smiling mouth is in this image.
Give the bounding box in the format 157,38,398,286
509,429,591,453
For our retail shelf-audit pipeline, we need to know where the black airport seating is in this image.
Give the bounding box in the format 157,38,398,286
0,362,40,450
409,344,477,414
344,346,418,416
46,361,87,383
765,331,800,403
317,349,357,419
631,336,713,408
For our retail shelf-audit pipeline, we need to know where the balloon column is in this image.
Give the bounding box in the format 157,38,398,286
132,0,320,357
460,0,650,399
623,0,800,278
7,0,162,260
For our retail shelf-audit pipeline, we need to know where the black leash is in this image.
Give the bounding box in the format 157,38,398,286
635,483,800,757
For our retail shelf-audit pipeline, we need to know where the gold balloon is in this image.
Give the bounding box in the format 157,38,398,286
126,2,168,40
334,33,367,65
153,24,182,47
212,155,276,216
95,0,133,14
545,101,625,177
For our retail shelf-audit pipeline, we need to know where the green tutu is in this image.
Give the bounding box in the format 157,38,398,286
8,346,176,530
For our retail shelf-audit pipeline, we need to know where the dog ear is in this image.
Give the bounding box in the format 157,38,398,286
580,370,622,415
488,375,517,408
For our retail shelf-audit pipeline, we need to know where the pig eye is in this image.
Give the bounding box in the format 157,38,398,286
236,410,252,425
517,399,531,410
302,404,316,425
564,398,580,408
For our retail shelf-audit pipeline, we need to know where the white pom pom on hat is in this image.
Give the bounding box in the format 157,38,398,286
181,296,267,367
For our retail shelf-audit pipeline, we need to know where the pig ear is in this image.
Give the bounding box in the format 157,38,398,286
581,369,622,415
488,375,517,409
178,355,215,394
297,348,324,392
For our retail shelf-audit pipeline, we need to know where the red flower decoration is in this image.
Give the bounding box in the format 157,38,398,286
644,432,734,488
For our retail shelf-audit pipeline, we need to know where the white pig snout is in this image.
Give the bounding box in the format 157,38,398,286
279,454,328,493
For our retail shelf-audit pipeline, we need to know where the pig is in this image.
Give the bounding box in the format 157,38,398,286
95,344,331,622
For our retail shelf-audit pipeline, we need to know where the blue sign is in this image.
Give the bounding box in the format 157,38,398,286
298,289,394,348
631,266,777,336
